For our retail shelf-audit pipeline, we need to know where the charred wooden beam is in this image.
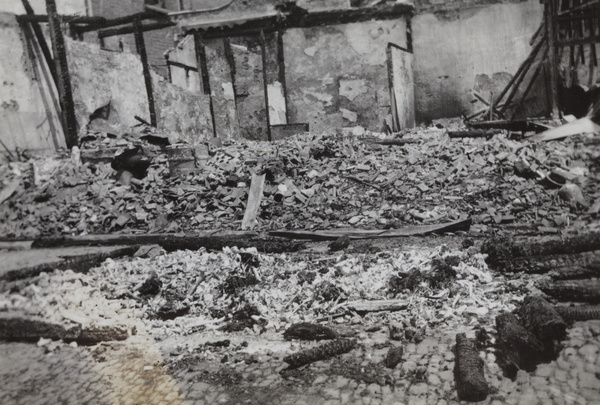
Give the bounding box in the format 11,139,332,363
454,333,489,402
98,21,175,38
17,14,106,24
283,338,357,369
283,323,338,341
539,278,600,303
495,313,544,380
497,250,600,274
481,233,600,267
447,129,498,138
545,0,561,119
21,0,58,87
31,233,306,254
554,304,600,322
194,32,217,137
74,11,167,34
465,119,547,133
133,19,157,127
46,0,78,148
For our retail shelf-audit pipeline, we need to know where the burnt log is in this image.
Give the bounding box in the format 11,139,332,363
554,305,600,322
283,338,357,369
517,296,567,342
32,233,306,254
496,250,600,275
283,323,338,341
539,278,600,303
383,346,404,369
78,325,129,345
495,313,544,379
454,333,489,402
0,316,80,342
482,233,600,268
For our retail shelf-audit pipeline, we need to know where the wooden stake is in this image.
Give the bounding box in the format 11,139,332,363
133,19,157,127
545,0,561,120
46,0,78,148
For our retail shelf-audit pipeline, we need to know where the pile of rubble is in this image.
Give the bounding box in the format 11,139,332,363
1,126,599,239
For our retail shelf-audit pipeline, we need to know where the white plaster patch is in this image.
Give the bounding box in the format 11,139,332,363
267,81,287,125
340,108,358,122
304,46,317,57
321,74,334,86
222,82,235,101
305,90,333,106
339,79,367,101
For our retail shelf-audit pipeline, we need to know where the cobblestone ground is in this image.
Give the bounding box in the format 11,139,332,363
1,320,598,405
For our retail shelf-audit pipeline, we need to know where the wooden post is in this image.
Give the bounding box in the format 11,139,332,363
46,0,78,148
545,0,561,120
133,19,157,127
194,32,217,138
260,30,272,142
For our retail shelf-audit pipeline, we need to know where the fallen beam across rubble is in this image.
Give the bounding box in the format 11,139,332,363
31,232,306,253
269,218,471,241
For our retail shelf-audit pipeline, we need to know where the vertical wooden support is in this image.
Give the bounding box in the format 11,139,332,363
194,32,217,138
276,30,289,124
545,0,561,120
260,30,272,142
133,19,157,127
46,0,78,148
22,0,58,86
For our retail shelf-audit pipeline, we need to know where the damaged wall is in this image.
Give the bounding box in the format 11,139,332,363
412,0,543,122
0,0,86,15
0,13,65,155
283,19,408,133
67,38,213,143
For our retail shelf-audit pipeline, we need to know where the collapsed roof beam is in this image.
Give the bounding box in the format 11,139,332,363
16,14,107,24
73,11,168,34
98,21,175,38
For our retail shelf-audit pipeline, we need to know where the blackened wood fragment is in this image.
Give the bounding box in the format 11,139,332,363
0,316,80,342
495,313,544,380
78,325,128,345
554,305,600,322
482,233,600,268
497,250,600,274
138,271,162,296
454,333,489,402
539,278,600,303
283,338,357,369
448,129,498,138
383,346,404,369
283,323,338,341
518,296,567,342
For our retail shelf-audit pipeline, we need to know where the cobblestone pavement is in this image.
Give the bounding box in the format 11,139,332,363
1,320,598,405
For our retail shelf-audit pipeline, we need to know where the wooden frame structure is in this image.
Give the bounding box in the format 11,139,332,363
469,0,600,124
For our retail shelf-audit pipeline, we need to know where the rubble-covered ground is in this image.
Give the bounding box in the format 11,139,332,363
0,126,599,404
1,125,599,238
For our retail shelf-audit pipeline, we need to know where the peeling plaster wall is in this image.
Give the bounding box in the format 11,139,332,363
0,0,87,14
0,13,65,155
283,19,408,133
168,34,202,93
230,36,269,141
412,0,543,123
67,39,212,142
205,38,239,138
67,39,148,128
